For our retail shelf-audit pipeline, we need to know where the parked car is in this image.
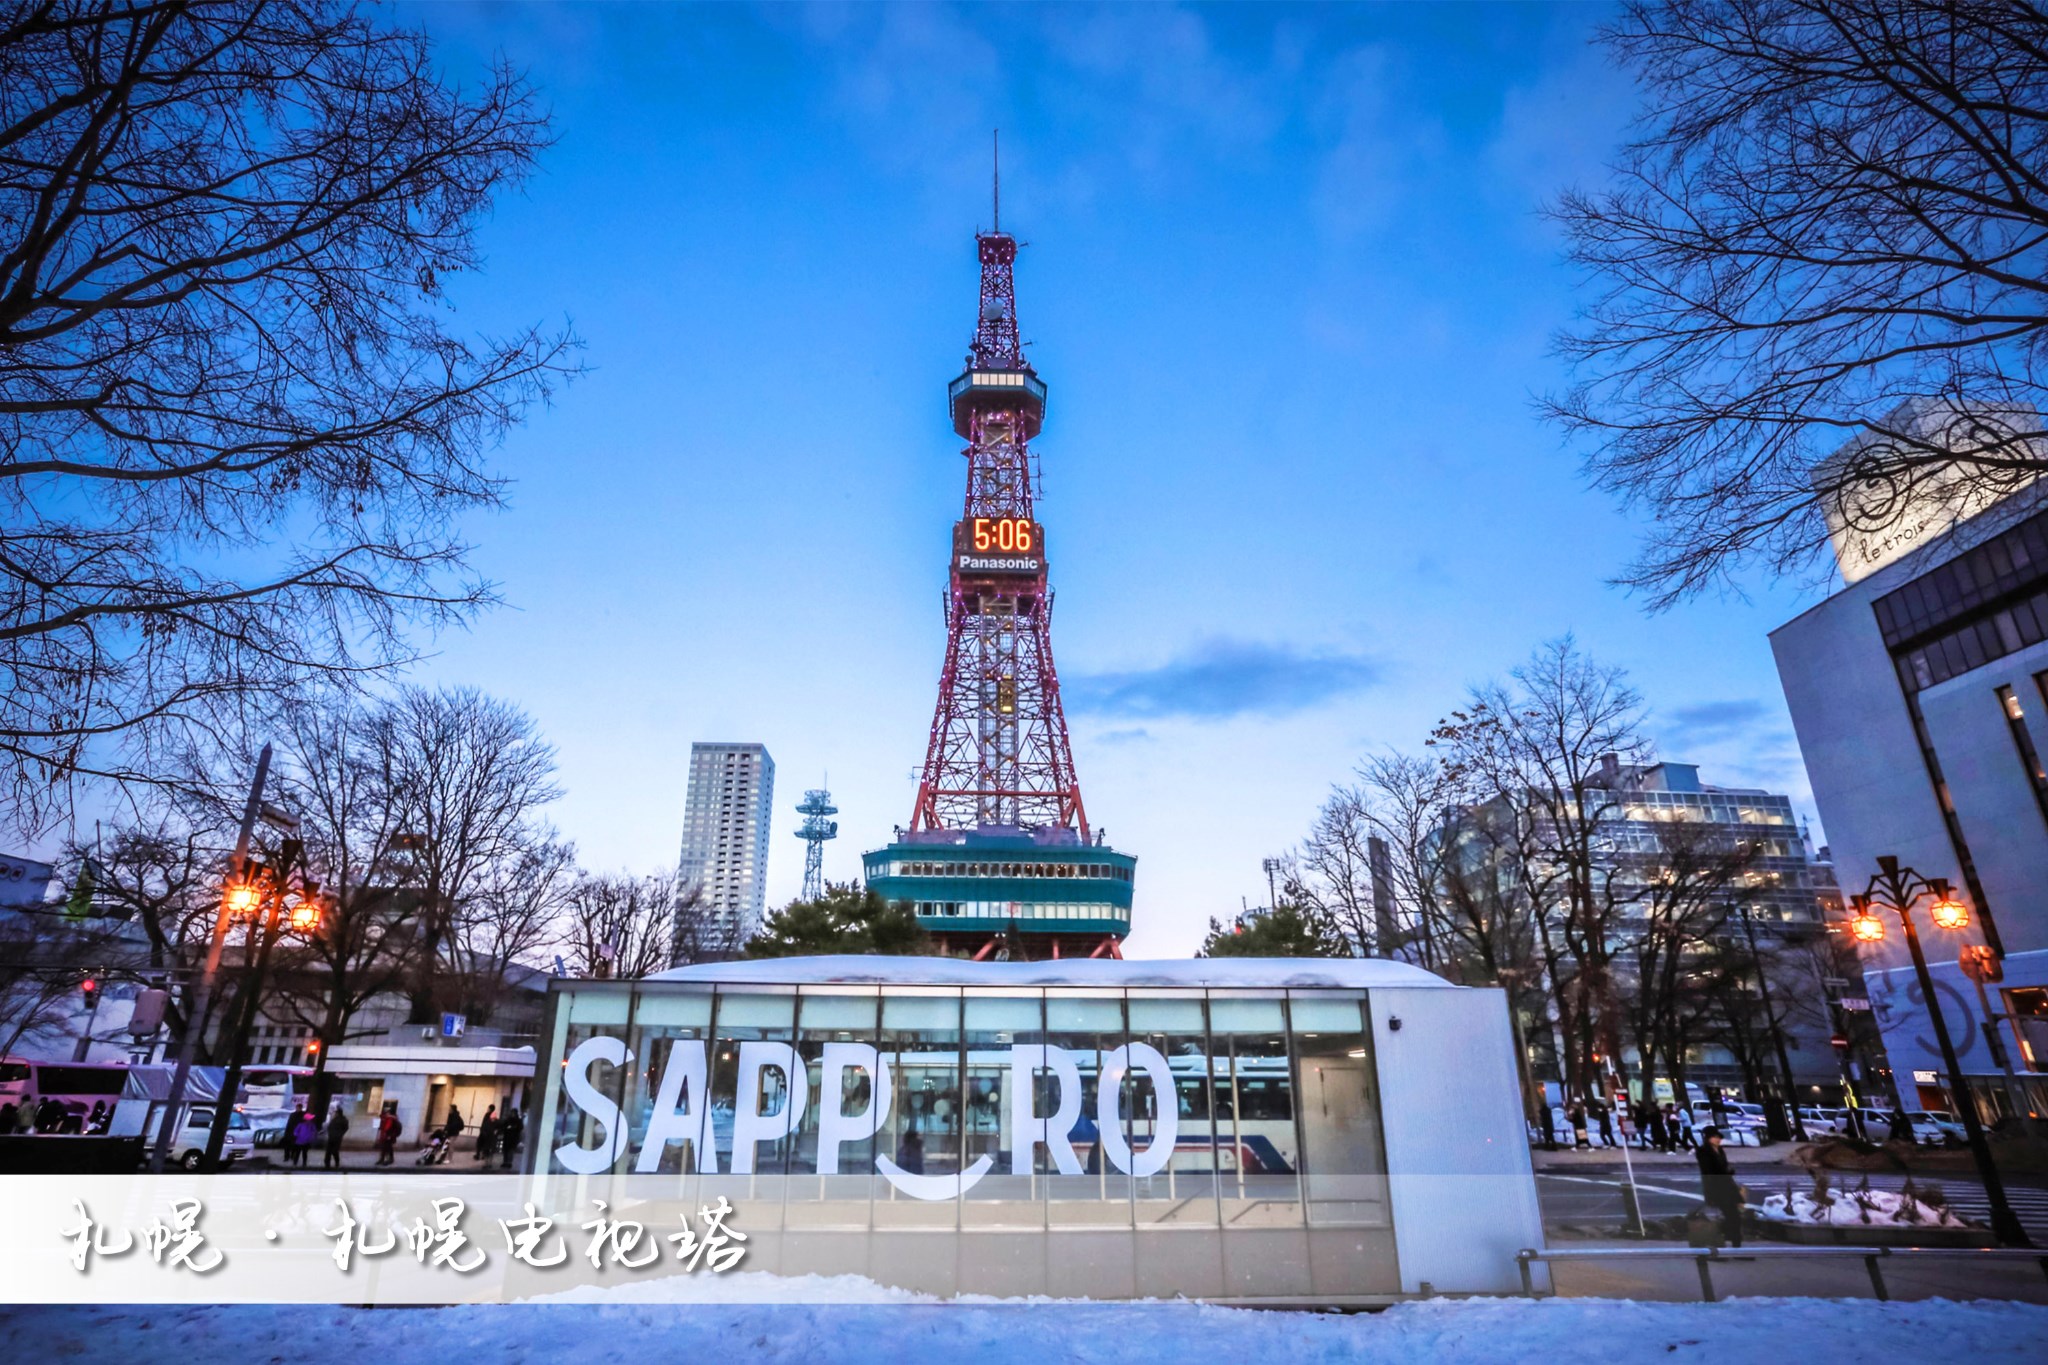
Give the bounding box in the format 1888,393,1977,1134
1797,1106,1847,1137
1857,1107,1956,1145
137,1103,252,1170
1687,1100,1762,1144
1901,1110,1966,1146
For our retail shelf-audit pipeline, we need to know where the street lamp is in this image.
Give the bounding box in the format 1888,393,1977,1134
1849,855,2032,1247
199,837,326,1169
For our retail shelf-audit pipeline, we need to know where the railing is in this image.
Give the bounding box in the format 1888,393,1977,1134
1517,1243,2048,1303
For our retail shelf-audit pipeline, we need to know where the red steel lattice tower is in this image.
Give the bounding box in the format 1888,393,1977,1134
910,210,1088,838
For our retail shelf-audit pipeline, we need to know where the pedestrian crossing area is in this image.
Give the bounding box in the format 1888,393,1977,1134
1845,1172,2048,1241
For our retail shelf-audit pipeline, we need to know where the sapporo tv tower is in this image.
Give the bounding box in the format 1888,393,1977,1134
863,152,1135,961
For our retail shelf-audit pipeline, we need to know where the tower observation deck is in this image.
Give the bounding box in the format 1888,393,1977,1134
864,195,1135,961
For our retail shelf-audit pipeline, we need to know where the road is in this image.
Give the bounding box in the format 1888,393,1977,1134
1537,1162,2048,1243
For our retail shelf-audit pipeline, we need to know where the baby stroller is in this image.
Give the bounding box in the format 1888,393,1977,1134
416,1130,453,1165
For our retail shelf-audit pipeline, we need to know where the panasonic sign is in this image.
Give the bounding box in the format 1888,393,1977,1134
554,1034,1178,1197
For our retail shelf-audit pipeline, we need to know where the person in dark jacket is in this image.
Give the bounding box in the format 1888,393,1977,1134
1594,1099,1617,1148
322,1104,350,1169
1566,1100,1590,1150
895,1127,925,1174
497,1109,524,1170
475,1105,499,1163
1695,1126,1743,1246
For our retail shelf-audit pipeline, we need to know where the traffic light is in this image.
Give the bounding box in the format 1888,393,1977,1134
80,976,98,1011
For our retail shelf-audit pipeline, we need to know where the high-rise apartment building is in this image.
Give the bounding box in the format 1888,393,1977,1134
675,742,775,957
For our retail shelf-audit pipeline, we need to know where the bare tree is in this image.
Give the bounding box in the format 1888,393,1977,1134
1612,820,1756,1114
0,1,575,836
1549,0,2048,606
1309,751,1470,964
265,692,421,1102
444,835,573,1023
79,810,240,1062
370,686,560,1021
667,879,741,967
0,908,132,1062
561,870,686,980
1433,636,1652,1101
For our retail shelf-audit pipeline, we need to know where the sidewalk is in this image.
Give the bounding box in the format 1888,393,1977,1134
1534,1142,1794,1169
1539,1239,2048,1304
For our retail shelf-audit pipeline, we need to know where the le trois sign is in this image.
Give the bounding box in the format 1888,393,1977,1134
554,1037,1180,1199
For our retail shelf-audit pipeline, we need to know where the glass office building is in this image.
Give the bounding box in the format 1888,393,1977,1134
524,956,1543,1302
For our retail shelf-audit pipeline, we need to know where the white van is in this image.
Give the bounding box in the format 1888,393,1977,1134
138,1103,253,1169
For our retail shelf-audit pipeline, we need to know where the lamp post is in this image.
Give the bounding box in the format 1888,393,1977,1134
148,745,271,1174
1849,855,2031,1247
199,835,326,1169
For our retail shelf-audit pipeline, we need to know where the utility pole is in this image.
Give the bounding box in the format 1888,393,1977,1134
149,744,270,1174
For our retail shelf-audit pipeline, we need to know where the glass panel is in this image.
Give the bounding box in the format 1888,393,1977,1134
1290,993,1390,1225
622,989,713,1189
1209,994,1302,1226
785,991,880,1228
546,988,634,1179
1128,993,1218,1225
1044,991,1130,1226
875,991,962,1227
703,990,798,1222
962,993,1045,1227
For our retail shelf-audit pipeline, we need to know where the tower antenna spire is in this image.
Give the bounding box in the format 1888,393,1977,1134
992,129,1000,233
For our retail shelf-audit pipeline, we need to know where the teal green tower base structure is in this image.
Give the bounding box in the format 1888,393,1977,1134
864,826,1135,959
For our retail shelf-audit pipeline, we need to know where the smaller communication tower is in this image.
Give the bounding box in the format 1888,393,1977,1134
794,787,839,901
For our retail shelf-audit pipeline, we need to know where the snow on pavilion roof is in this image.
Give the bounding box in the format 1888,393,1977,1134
640,955,1456,990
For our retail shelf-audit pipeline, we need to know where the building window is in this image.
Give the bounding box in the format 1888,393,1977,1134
2002,683,2048,832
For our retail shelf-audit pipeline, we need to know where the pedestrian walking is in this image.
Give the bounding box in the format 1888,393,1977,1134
476,1105,499,1163
1595,1099,1617,1148
498,1109,524,1171
282,1105,307,1167
1567,1099,1590,1150
1646,1103,1669,1154
1538,1101,1557,1152
322,1104,350,1170
374,1106,401,1166
290,1108,319,1167
437,1107,464,1164
1695,1126,1744,1247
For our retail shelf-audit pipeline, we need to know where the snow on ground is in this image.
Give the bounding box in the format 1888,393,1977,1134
2,1295,2045,1362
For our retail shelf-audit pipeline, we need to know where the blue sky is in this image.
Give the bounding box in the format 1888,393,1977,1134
395,2,1828,955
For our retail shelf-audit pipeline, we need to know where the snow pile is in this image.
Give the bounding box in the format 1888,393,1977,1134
1755,1184,1978,1230
6,1296,2047,1363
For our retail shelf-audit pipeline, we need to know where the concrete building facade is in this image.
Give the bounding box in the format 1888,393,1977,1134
1773,464,2048,1122
675,742,776,955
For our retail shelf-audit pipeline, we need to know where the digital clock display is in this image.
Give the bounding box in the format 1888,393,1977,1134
969,516,1035,552
953,517,1044,575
